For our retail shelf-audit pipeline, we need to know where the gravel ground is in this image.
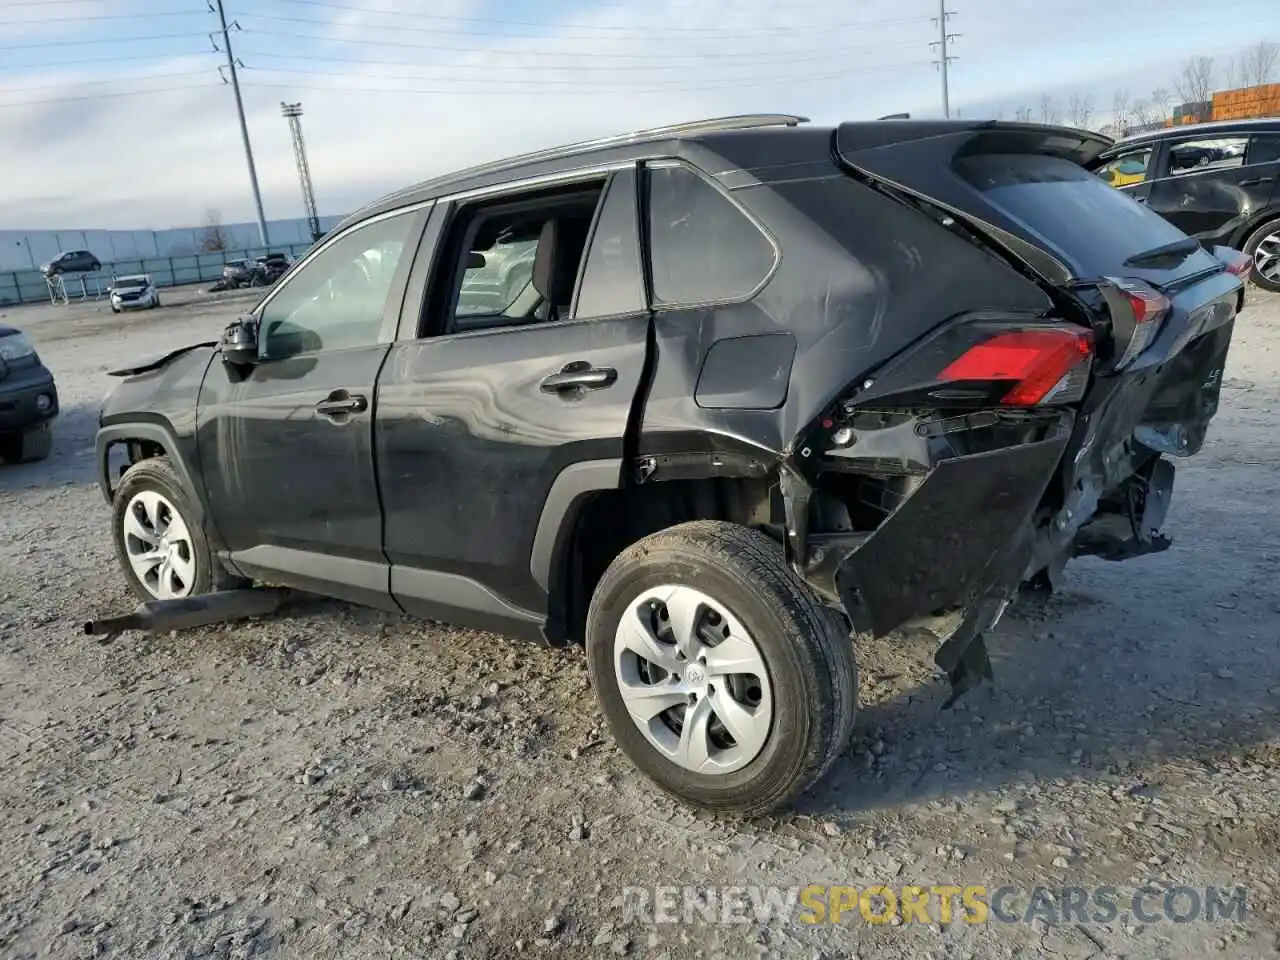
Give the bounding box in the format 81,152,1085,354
0,284,1277,960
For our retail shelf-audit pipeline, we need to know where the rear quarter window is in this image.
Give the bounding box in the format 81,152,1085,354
953,153,1198,279
645,161,777,306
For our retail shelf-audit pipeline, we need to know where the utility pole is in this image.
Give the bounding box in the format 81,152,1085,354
931,0,959,119
281,103,322,242
212,0,268,245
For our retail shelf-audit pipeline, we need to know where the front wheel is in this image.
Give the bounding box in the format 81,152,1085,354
1243,217,1280,293
586,521,857,816
111,457,245,601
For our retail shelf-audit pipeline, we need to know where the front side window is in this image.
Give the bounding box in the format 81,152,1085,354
1166,137,1249,176
645,161,777,306
1096,148,1152,186
258,211,416,357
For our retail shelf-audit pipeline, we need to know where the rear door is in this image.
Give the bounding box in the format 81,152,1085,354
374,166,652,627
1144,132,1269,243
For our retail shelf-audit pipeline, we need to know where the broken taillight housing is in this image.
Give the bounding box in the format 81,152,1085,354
1220,249,1251,277
937,326,1094,406
1103,276,1172,371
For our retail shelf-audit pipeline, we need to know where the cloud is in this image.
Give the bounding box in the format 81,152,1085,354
0,0,1274,228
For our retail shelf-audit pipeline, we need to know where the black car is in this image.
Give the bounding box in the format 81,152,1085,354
40,250,102,277
223,254,291,289
0,325,58,463
95,115,1244,814
1092,118,1280,291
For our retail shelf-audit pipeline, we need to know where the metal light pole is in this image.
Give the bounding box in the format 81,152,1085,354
281,102,322,242
212,0,269,245
931,0,959,119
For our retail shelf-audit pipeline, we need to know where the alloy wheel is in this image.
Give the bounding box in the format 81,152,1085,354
1254,228,1280,284
122,490,197,599
613,584,773,774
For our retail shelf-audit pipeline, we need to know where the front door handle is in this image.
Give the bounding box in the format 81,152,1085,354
540,363,618,393
315,393,368,417
1238,176,1274,186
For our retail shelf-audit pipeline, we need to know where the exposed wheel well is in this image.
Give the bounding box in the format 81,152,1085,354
103,436,168,499
545,476,784,647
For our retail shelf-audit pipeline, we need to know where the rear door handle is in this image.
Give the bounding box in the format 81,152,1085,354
315,393,368,417
540,364,618,393
1238,177,1273,186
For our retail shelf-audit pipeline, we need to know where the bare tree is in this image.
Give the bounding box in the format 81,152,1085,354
1039,93,1060,125
1174,56,1215,107
1069,91,1094,128
1111,88,1131,133
200,208,228,253
1238,40,1280,87
1150,86,1173,118
1222,55,1241,91
1014,104,1035,122
1132,98,1154,128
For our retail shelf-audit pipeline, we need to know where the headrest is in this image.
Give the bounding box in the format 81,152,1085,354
532,218,590,306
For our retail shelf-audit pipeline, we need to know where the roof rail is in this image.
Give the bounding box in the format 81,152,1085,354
423,114,811,186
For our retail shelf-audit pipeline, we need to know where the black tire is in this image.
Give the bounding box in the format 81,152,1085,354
1243,217,1280,293
111,457,247,601
0,423,53,464
249,274,264,287
111,303,120,314
586,520,857,816
152,295,162,308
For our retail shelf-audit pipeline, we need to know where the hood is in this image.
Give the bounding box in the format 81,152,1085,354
107,340,217,377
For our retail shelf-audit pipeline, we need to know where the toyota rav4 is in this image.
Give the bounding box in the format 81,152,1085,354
95,115,1244,815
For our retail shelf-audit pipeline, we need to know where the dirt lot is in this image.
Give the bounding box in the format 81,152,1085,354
0,284,1277,960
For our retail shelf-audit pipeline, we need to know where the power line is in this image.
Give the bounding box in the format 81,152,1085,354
0,82,220,109
0,70,213,95
240,27,925,61
0,50,216,70
237,38,928,73
0,32,207,51
231,10,933,39
253,2,933,33
238,60,935,98
0,10,206,25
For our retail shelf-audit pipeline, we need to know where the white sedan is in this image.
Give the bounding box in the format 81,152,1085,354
108,275,161,313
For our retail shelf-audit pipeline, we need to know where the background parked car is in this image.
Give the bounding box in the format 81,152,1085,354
40,250,101,277
0,324,58,464
108,275,161,313
222,254,292,289
1091,118,1280,291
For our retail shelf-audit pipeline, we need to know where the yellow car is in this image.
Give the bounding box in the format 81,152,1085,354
1096,150,1151,187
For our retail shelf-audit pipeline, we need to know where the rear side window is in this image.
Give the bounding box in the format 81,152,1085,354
1246,134,1280,165
954,153,1199,279
1166,137,1248,176
573,167,646,319
645,161,777,306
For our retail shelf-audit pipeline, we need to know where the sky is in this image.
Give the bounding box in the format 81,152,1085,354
0,0,1276,229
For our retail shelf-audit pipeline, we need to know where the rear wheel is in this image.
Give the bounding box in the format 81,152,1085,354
1243,217,1280,293
111,457,245,601
586,521,856,816
0,423,53,464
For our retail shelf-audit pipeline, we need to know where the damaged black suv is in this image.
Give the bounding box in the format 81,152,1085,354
95,115,1244,815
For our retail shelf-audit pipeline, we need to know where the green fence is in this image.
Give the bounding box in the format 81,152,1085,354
0,244,316,307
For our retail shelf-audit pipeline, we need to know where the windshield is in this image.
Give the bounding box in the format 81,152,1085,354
115,278,147,289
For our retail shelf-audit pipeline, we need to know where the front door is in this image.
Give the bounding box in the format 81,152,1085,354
375,168,651,629
1144,133,1275,243
196,206,427,607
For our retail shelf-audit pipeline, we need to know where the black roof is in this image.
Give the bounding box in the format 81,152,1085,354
1106,117,1280,152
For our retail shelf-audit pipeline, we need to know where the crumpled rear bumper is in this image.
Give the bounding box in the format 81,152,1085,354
831,426,1071,639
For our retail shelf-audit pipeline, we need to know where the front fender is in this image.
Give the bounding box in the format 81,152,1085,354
95,420,204,523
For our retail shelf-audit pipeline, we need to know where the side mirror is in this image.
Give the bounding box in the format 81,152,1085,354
220,316,259,365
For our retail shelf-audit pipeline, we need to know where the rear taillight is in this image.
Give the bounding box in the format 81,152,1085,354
1102,276,1171,370
937,327,1094,406
1221,250,1251,277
